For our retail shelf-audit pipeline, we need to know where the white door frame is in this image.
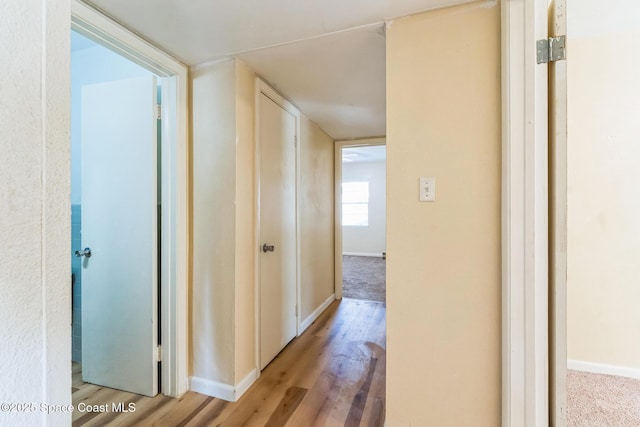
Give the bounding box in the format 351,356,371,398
71,0,190,397
501,0,551,425
254,78,302,376
333,137,386,300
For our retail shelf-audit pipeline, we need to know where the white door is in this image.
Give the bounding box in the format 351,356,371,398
550,0,567,425
259,91,297,370
80,76,159,397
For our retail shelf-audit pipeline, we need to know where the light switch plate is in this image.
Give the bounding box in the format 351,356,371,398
419,177,435,202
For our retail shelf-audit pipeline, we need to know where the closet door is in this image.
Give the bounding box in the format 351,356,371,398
258,90,298,370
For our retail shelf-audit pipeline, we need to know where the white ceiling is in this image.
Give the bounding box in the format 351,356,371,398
343,145,387,163
238,25,386,139
83,0,474,139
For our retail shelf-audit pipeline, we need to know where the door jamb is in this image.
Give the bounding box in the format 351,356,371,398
501,0,550,425
549,0,568,424
71,0,190,397
254,78,302,377
333,137,386,300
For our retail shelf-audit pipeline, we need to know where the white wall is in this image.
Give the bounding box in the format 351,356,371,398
191,59,238,389
0,1,71,426
234,59,257,384
386,2,501,425
567,0,640,374
71,38,153,204
342,160,386,256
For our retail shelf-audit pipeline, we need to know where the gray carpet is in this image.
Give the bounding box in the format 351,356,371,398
568,369,640,426
342,255,386,303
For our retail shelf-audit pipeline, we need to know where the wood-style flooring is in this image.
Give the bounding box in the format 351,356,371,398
72,298,385,426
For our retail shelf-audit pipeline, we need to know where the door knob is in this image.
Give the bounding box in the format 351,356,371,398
262,244,275,253
75,247,92,258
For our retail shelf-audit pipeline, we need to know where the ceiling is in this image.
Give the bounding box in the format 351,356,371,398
343,145,387,163
82,0,474,140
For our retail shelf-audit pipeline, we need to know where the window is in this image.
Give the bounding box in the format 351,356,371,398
342,181,369,226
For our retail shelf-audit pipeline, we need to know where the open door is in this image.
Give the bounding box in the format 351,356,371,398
80,76,159,397
549,0,568,425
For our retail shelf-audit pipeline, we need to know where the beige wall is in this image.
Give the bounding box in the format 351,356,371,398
385,2,501,425
567,0,640,371
191,59,238,385
299,115,335,320
191,58,335,393
0,1,71,425
234,60,257,383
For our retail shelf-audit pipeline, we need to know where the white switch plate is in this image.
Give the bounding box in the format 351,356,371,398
419,177,436,202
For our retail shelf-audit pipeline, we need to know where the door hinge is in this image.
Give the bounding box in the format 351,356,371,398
537,36,566,64
156,345,162,362
295,304,299,317
156,104,162,120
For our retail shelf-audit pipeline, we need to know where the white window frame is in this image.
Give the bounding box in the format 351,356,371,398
342,181,370,227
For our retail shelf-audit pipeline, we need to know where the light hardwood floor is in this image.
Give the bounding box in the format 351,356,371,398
72,298,386,426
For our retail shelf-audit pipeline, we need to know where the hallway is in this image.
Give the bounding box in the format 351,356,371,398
72,299,386,426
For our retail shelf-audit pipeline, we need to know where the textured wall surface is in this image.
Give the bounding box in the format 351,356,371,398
234,59,257,383
299,115,335,320
567,0,640,372
191,60,237,386
386,2,501,425
0,0,71,425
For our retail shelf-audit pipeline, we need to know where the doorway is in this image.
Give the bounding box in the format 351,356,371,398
552,1,640,425
335,139,386,303
69,3,189,398
71,30,163,397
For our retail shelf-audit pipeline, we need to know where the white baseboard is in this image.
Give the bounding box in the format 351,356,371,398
190,377,235,401
299,294,335,334
235,369,258,400
343,252,383,257
189,368,257,402
568,359,640,380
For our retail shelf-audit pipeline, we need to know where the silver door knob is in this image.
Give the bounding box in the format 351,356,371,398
75,248,92,258
262,244,275,253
